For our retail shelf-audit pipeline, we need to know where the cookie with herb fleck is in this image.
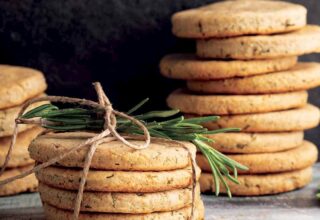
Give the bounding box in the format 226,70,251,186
0,127,43,168
39,182,200,213
197,141,318,174
36,165,201,192
0,65,47,110
160,54,297,80
0,100,47,137
0,165,38,196
167,89,307,115
197,25,320,59
192,104,320,132
43,200,205,220
204,131,303,154
172,0,306,38
200,167,312,196
188,63,320,94
29,132,196,171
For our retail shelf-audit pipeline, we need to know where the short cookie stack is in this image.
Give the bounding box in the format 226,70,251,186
29,132,205,219
0,65,47,196
161,0,320,196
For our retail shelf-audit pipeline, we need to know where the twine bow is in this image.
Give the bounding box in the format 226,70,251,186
0,82,196,220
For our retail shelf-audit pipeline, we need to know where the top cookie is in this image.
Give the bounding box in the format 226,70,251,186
172,0,307,38
29,132,196,171
0,65,47,109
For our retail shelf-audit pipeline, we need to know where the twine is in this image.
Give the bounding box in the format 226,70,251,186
0,82,196,220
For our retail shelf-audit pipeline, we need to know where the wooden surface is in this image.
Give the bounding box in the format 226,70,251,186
0,164,319,220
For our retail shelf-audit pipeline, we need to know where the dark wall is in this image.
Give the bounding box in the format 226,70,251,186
0,0,319,150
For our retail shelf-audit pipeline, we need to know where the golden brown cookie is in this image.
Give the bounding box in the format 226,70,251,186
38,182,200,213
160,54,297,80
167,89,307,115
200,167,312,196
187,63,320,94
0,65,47,109
0,165,38,196
197,25,320,59
36,165,201,193
205,131,303,154
0,127,43,168
43,200,205,220
197,141,318,174
172,0,306,38
0,100,47,137
194,104,320,132
29,132,196,171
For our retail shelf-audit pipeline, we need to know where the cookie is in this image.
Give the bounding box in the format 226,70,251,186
197,141,318,174
0,127,43,168
200,167,312,196
197,25,320,59
43,200,205,220
0,165,38,196
194,104,320,132
38,182,200,213
0,65,47,109
29,132,196,171
36,165,201,193
167,89,307,115
205,131,303,154
160,54,297,80
187,63,320,94
172,0,306,38
0,99,47,137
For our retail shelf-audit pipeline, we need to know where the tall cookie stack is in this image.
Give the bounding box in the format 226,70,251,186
0,65,47,196
161,0,320,196
29,132,205,219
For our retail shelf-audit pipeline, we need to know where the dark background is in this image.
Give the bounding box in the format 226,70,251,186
0,0,319,152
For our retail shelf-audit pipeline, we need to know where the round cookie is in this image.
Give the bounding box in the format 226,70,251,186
200,167,312,196
167,89,307,115
0,100,47,137
160,54,297,80
0,127,43,168
36,165,201,193
38,182,200,213
194,104,320,132
187,63,320,94
197,25,320,60
197,141,318,174
43,200,205,220
0,165,38,196
0,65,47,109
29,132,196,171
205,131,303,154
172,0,306,38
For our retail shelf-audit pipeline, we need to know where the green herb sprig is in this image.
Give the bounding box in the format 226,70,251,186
21,98,248,197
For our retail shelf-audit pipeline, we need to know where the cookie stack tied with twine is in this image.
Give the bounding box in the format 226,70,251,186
0,83,220,220
161,0,320,196
0,65,46,196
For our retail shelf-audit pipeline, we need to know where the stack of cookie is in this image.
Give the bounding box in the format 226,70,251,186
161,0,320,196
28,132,205,219
0,65,47,196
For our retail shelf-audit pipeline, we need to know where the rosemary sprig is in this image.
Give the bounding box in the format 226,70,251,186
21,99,248,197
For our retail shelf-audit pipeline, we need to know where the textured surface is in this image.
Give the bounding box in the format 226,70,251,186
0,0,319,151
0,163,319,219
197,141,318,174
167,89,308,115
29,132,196,171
